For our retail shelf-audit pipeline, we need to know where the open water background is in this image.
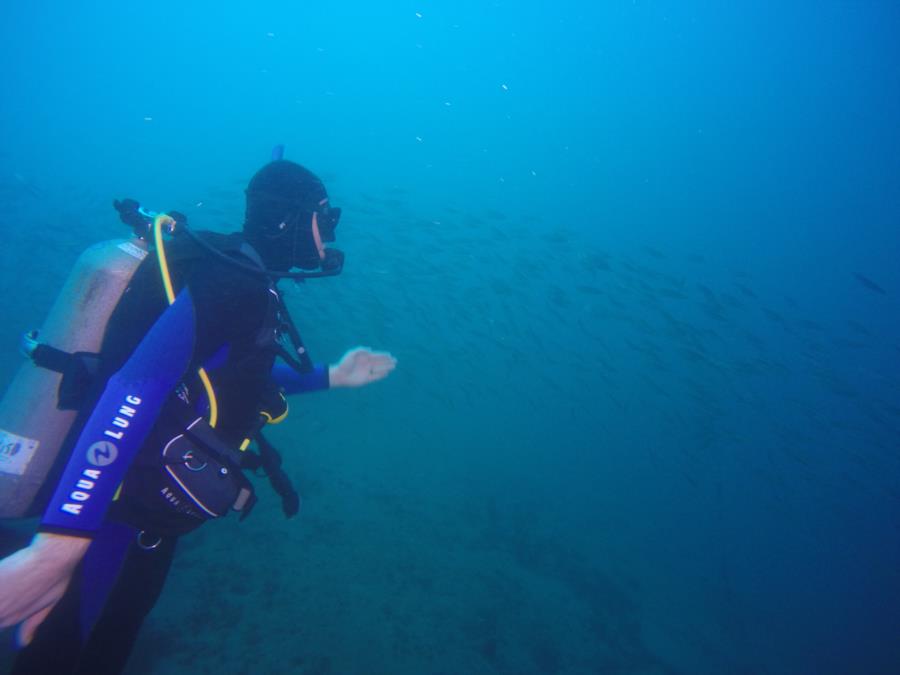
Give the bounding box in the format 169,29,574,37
2,2,899,673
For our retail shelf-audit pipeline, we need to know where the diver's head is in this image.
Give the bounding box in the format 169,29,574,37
243,160,343,276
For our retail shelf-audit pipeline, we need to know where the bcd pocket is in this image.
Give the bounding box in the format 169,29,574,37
161,417,255,519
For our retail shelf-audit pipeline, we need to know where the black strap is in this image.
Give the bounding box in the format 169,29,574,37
29,344,102,411
30,343,75,374
273,292,314,373
254,431,300,518
181,416,247,469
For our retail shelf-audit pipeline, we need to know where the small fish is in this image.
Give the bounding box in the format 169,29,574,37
581,252,610,273
762,307,787,326
799,319,823,332
734,282,757,300
845,319,871,336
655,288,688,300
853,272,886,295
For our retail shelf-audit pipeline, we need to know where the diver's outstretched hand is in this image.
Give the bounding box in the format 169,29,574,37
328,347,397,388
0,532,90,646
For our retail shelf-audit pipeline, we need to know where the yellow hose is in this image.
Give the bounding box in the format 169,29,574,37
153,214,219,428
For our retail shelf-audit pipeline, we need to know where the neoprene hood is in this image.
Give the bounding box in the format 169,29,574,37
244,160,330,271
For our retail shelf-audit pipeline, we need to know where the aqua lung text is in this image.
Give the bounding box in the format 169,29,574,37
59,395,142,516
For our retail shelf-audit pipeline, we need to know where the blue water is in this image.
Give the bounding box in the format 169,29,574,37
2,2,899,673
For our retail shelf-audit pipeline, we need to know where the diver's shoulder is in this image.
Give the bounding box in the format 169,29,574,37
187,232,271,297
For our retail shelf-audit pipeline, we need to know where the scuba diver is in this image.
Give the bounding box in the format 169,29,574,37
0,152,396,674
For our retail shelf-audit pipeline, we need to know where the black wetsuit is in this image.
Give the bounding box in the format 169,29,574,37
8,233,279,675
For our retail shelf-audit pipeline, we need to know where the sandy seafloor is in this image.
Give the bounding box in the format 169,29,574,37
124,461,680,675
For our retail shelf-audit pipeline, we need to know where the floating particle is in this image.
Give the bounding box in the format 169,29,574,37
531,170,537,176
501,83,508,91
143,117,153,122
266,32,275,38
415,136,423,142
196,201,204,207
415,12,422,18
444,101,452,106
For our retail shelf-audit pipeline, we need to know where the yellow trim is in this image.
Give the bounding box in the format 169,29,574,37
269,397,289,424
113,483,123,501
259,395,289,425
239,438,251,452
153,214,219,428
197,368,219,428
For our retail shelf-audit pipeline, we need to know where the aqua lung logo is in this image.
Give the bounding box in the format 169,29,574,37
87,441,118,466
103,395,142,440
0,432,38,476
0,441,21,458
59,394,142,517
59,468,104,516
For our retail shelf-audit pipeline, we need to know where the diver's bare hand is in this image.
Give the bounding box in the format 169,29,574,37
0,532,90,646
328,347,397,388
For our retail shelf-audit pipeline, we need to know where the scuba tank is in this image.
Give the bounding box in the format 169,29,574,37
0,238,148,518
